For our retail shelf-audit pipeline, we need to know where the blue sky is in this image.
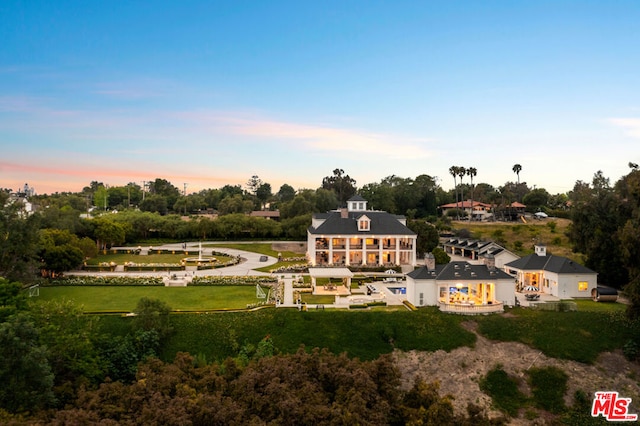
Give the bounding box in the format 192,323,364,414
1,1,639,196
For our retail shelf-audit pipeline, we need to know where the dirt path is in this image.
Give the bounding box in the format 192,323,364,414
394,321,640,424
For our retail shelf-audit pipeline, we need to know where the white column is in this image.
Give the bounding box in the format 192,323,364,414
395,239,400,265
345,238,351,266
378,238,383,265
329,238,334,265
362,238,366,265
411,236,417,265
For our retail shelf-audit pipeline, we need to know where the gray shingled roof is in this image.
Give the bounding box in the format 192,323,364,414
505,254,596,274
309,211,415,235
407,261,513,281
347,194,367,202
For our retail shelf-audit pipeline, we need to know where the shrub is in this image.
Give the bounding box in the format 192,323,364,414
623,339,639,361
480,365,526,417
47,276,164,286
190,276,276,286
527,366,568,413
479,365,526,417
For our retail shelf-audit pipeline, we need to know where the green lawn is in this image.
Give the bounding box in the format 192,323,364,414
571,298,627,312
151,307,477,362
475,306,638,364
85,252,234,265
300,294,335,304
208,243,301,258
36,286,261,311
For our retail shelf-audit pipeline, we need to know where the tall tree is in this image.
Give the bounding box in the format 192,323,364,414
0,314,56,413
512,164,522,185
246,175,263,196
321,169,356,205
568,172,628,288
0,196,41,282
457,167,467,218
467,167,477,220
448,166,459,219
255,183,272,210
276,184,296,203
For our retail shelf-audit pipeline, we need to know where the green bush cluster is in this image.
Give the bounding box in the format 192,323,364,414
190,276,276,286
46,276,164,286
480,366,526,417
527,366,568,413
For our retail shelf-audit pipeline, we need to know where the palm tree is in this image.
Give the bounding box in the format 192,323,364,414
457,167,467,219
449,166,459,219
467,167,477,220
512,164,523,203
512,164,522,185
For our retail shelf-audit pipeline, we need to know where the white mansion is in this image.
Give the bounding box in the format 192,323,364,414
307,195,417,267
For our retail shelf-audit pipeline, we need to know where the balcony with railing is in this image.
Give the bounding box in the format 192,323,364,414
438,301,503,315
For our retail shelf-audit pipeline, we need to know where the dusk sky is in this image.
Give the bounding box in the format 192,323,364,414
1,1,639,196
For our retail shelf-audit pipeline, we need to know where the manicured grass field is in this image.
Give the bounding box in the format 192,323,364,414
300,294,335,304
207,243,301,258
36,286,261,311
85,252,234,265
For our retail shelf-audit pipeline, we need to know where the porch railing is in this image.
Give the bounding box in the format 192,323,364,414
438,301,503,315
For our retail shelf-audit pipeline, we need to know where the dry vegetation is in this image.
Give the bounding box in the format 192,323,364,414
450,218,583,262
395,321,640,424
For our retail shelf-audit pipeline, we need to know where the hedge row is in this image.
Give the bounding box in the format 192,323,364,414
46,276,164,286
190,276,277,286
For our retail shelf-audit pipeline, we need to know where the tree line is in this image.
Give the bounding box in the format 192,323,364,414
3,165,640,307
27,166,573,219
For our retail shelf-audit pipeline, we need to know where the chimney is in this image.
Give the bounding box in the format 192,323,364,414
340,208,349,219
424,253,436,271
483,253,495,271
535,244,547,256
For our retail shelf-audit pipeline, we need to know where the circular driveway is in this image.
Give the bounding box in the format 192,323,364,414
69,241,280,277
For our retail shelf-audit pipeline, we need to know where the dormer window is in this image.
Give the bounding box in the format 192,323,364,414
347,196,368,212
358,215,371,231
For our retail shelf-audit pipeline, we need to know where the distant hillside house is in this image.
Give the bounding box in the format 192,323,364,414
250,210,280,221
406,254,516,314
504,245,597,298
442,237,519,269
307,195,417,267
438,200,493,220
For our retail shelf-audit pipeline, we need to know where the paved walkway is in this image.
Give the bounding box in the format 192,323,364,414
69,241,279,278
67,241,413,310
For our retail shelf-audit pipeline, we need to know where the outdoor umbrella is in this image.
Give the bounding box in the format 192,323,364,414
523,285,539,292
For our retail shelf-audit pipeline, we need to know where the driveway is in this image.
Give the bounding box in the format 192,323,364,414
70,241,279,277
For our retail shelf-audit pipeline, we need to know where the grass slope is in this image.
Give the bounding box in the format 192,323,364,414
37,286,259,311
450,218,581,261
98,307,476,362
475,304,636,364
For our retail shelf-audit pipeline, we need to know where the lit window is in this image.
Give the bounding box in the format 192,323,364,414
578,281,588,291
359,220,370,231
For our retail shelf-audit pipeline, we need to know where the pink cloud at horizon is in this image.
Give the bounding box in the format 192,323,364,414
1,160,318,195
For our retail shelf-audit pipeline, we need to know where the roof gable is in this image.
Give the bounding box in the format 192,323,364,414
408,261,513,281
309,210,416,235
505,254,596,274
